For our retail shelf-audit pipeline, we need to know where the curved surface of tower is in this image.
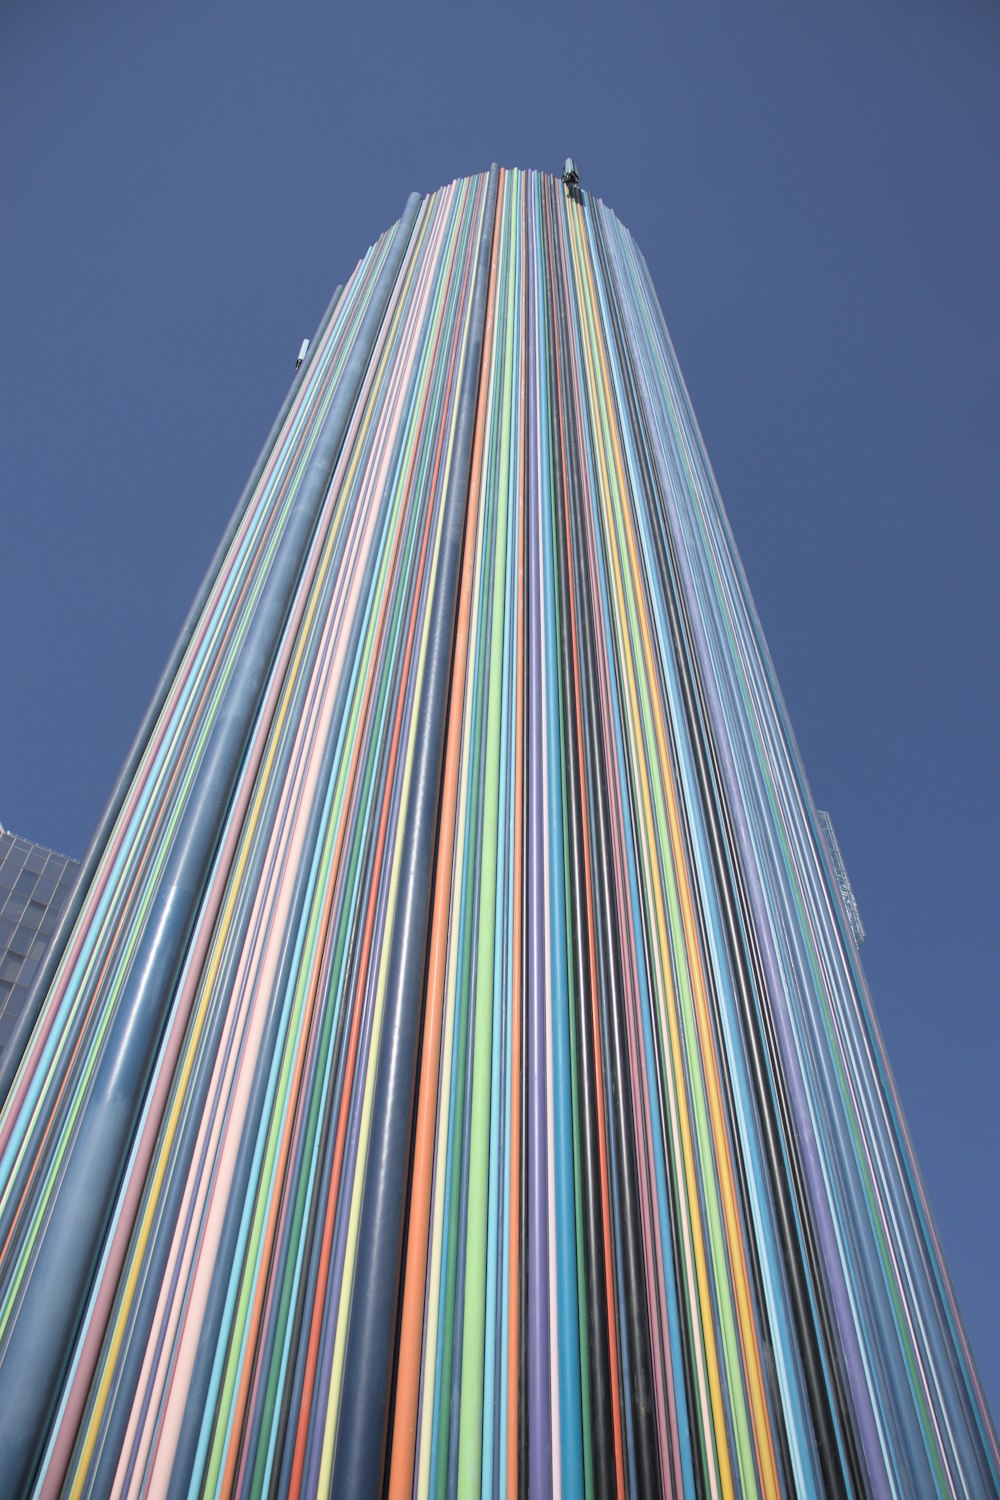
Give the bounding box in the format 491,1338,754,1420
0,167,996,1499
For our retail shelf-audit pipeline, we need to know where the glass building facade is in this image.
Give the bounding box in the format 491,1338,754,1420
0,831,78,1068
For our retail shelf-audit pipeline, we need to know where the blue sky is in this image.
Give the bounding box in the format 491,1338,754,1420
2,0,998,1421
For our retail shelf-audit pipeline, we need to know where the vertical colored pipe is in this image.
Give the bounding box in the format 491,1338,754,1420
0,201,419,1500
524,180,553,1500
329,164,499,1500
0,283,345,1117
0,169,995,1500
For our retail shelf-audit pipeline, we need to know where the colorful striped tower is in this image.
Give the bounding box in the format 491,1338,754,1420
0,168,995,1499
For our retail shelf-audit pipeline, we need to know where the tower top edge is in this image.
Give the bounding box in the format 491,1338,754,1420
415,165,599,199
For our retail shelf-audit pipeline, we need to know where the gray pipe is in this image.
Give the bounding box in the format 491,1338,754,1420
0,200,419,1500
330,164,499,1500
0,283,344,1110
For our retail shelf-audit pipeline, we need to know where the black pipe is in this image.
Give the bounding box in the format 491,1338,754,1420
545,174,616,1499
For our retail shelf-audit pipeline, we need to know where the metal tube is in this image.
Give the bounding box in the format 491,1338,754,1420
0,203,417,1500
329,164,499,1500
0,282,344,1111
